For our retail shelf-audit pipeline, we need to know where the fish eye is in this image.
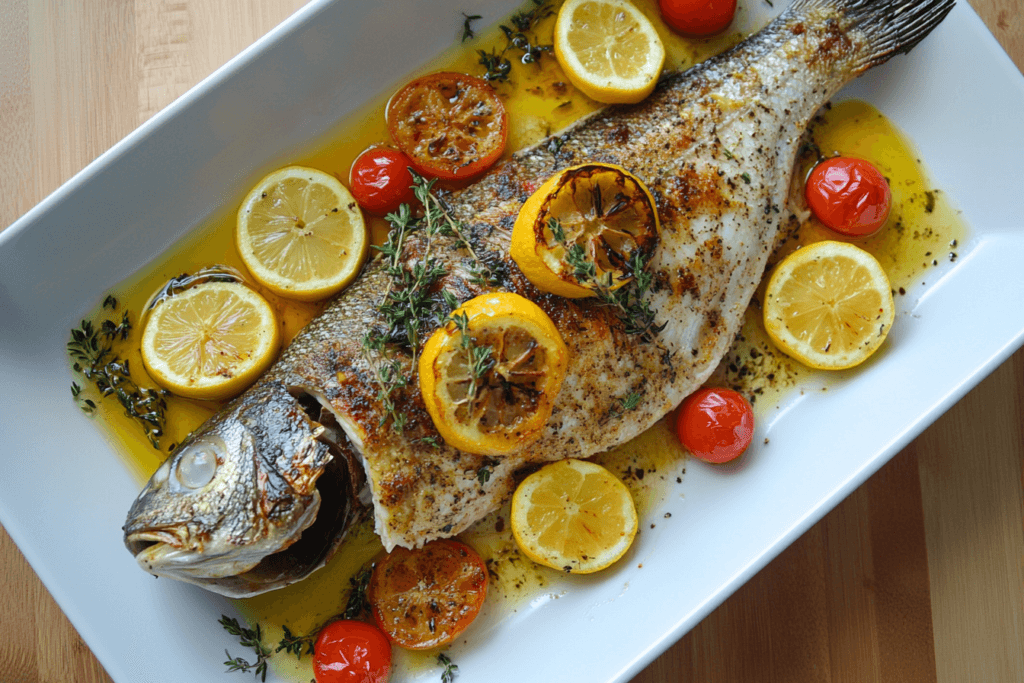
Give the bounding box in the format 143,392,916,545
176,442,219,489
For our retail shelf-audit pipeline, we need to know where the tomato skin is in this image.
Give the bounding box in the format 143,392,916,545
676,387,754,464
386,72,507,181
349,147,416,215
313,620,392,683
368,539,488,650
659,0,737,36
805,157,892,237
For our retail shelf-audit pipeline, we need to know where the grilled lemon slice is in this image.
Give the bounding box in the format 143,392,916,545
141,281,280,401
418,293,568,456
554,0,666,104
511,458,638,574
763,240,895,370
511,163,660,299
236,166,368,302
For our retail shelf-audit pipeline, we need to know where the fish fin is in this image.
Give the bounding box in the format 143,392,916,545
791,0,956,72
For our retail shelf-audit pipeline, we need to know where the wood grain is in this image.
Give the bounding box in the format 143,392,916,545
1,1,1021,682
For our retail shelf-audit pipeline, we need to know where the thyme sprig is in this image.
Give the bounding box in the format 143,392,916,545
362,172,491,432
461,12,481,42
343,566,374,620
477,0,554,82
447,310,496,416
548,218,665,342
220,616,271,681
68,310,169,449
438,652,459,682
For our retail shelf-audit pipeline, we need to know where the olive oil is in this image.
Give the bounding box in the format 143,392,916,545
72,1,968,680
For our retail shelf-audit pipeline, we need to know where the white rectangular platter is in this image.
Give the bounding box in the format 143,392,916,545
1,0,1023,682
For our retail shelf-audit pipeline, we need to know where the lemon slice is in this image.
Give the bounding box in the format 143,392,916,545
511,458,638,574
141,281,280,401
418,292,568,456
554,0,666,104
763,240,895,370
236,166,368,302
511,163,660,299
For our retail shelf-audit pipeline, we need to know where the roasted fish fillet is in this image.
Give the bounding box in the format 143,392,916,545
124,0,954,596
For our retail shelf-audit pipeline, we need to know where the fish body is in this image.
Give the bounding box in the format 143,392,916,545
124,0,954,597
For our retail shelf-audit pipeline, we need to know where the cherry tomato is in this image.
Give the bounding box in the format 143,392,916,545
313,620,392,683
659,0,737,36
805,157,892,237
368,539,488,650
676,387,754,464
349,147,416,215
386,72,507,181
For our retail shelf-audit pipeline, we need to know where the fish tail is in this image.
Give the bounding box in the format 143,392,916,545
790,0,956,71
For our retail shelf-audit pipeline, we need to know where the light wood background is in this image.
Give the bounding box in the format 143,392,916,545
1,1,1021,681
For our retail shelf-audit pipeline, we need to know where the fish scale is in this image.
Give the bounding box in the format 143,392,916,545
123,0,954,597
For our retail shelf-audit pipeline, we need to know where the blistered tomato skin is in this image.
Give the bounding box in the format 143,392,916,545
313,620,392,683
805,157,892,237
386,72,507,181
659,0,737,36
676,387,754,464
349,147,416,215
369,539,488,650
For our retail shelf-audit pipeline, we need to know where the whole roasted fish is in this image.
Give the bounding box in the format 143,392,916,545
124,0,954,597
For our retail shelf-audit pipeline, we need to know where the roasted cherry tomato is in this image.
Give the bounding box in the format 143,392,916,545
368,539,488,650
386,72,507,181
313,620,392,683
659,0,737,36
805,156,892,237
349,147,416,215
676,387,754,464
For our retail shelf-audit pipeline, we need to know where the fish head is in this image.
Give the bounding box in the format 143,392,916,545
123,382,361,597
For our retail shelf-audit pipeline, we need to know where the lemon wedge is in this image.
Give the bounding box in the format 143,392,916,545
236,166,368,302
140,281,280,401
511,163,660,299
511,458,638,574
763,240,896,370
554,0,666,104
418,292,568,456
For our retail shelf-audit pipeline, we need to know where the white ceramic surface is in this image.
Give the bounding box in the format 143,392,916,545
2,1,1023,682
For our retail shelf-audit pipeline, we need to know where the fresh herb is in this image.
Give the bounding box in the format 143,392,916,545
344,566,374,620
740,172,752,185
438,653,459,683
476,456,500,485
275,624,316,660
220,616,271,682
102,294,118,309
362,172,491,432
461,12,482,42
549,218,665,342
447,311,495,416
722,147,735,161
478,0,553,83
618,390,642,413
68,311,168,449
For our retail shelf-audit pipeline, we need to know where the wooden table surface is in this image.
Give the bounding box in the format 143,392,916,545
1,1,1022,681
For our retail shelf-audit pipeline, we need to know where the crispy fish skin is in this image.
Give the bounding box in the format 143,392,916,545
275,0,954,550
124,0,954,594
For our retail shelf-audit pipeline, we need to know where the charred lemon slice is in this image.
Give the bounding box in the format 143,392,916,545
763,240,895,370
141,281,280,401
511,163,660,299
418,292,568,456
236,166,368,302
511,458,638,574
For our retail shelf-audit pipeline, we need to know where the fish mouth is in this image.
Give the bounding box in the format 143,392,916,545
126,440,362,598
